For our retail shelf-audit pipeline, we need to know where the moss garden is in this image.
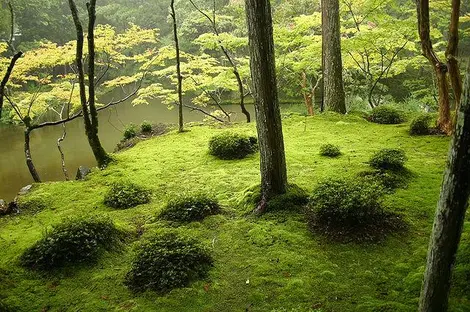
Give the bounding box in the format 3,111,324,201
1,113,469,312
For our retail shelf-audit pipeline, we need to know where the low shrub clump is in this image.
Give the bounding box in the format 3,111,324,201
159,194,221,223
369,148,407,171
319,144,342,157
104,181,151,209
141,121,153,133
368,106,405,124
358,169,412,193
241,184,309,213
123,124,138,140
124,232,213,293
208,132,258,160
410,114,434,135
306,179,405,242
20,217,125,271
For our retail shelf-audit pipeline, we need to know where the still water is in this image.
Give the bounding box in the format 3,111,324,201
0,100,255,202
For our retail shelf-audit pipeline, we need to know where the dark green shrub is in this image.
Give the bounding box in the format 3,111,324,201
123,124,137,140
369,149,407,171
208,132,258,160
124,232,213,293
358,169,411,193
0,301,14,312
20,217,124,271
141,121,152,133
104,181,151,209
241,184,309,213
319,144,342,157
159,194,221,223
369,106,405,124
410,114,433,135
306,178,405,242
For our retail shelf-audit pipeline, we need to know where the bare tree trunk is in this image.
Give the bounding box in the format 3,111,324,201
301,72,314,116
170,0,184,133
68,0,110,168
0,52,22,119
245,0,287,208
24,128,41,183
446,0,462,109
322,0,346,114
57,123,69,181
419,62,470,312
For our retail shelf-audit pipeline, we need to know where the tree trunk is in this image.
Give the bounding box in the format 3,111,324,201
302,72,314,116
24,128,41,183
245,0,288,205
322,0,346,114
170,0,184,133
446,0,462,109
435,66,453,134
419,62,470,312
0,52,23,120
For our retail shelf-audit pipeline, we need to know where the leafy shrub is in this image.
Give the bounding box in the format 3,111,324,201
306,179,405,242
123,123,138,140
0,301,14,312
20,217,124,271
319,144,342,157
241,184,309,213
159,194,221,223
369,106,405,124
358,169,411,193
369,149,407,171
208,132,258,160
104,181,151,209
124,232,213,293
410,114,433,135
141,121,152,133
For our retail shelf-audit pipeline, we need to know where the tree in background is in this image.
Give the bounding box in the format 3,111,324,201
419,61,470,311
245,0,287,211
170,0,184,132
322,0,346,113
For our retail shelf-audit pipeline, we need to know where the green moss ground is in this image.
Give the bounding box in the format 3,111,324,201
1,113,469,311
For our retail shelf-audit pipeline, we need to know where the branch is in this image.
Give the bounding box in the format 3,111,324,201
173,101,225,123
0,51,23,119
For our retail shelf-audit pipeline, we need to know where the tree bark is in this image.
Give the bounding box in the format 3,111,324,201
245,0,288,204
0,52,22,119
68,0,110,168
301,72,314,116
419,61,470,312
170,0,184,132
446,0,462,109
322,0,346,114
24,128,41,183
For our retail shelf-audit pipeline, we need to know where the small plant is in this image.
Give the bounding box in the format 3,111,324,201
124,232,213,293
159,194,221,223
369,148,407,171
104,181,151,209
410,114,433,135
241,184,309,213
208,132,258,160
141,121,152,133
123,123,138,140
20,216,125,271
369,106,405,124
306,178,405,242
319,144,342,157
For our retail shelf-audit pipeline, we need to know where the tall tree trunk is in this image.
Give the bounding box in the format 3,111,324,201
446,0,462,109
301,72,314,116
68,0,110,168
416,0,456,134
419,62,470,312
24,128,41,183
322,0,346,114
245,0,288,206
170,0,184,133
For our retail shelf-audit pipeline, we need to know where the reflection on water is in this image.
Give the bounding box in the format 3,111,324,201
0,99,255,202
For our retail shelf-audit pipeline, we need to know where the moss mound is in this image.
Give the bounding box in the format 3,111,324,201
20,216,125,271
208,132,258,160
159,194,221,223
306,178,406,243
124,232,213,293
410,114,434,135
368,106,405,124
104,181,151,209
319,144,342,157
242,184,309,213
369,148,407,171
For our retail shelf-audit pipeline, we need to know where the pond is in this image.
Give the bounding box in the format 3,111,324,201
0,98,255,202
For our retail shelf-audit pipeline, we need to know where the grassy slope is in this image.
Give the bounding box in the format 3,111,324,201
1,113,469,312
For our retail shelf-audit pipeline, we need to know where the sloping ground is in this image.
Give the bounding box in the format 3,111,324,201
1,113,468,312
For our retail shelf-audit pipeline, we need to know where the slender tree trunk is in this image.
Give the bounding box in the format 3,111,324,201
24,128,41,183
245,0,287,206
57,123,69,181
301,72,314,116
446,0,462,109
0,52,22,119
170,0,184,133
419,62,470,312
322,0,346,114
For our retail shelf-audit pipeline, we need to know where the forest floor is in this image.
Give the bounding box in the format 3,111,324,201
1,112,469,312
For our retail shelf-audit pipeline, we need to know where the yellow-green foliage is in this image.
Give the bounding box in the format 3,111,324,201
0,114,467,311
